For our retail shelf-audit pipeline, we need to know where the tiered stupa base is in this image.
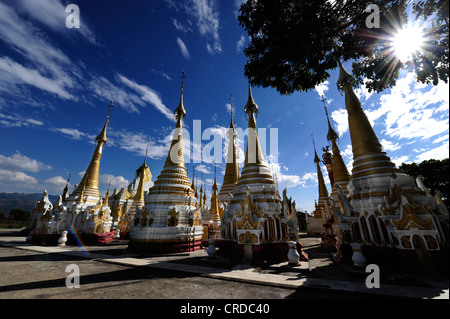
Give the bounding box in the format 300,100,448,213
215,240,308,266
128,226,204,253
29,231,116,246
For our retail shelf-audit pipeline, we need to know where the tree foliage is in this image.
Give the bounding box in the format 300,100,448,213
400,158,449,207
238,0,449,95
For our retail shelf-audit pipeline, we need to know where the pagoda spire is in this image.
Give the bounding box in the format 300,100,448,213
244,85,265,166
134,142,151,204
219,93,240,201
70,101,113,203
164,71,187,168
322,100,350,195
210,162,221,223
337,61,400,179
312,134,329,201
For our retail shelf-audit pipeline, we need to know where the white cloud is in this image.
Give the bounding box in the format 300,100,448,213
0,113,44,128
54,128,94,141
391,155,410,167
42,175,69,193
190,0,222,54
15,0,99,46
330,108,348,137
0,57,74,100
117,74,175,122
109,129,170,160
372,72,449,141
266,155,302,189
0,2,81,100
236,34,246,53
99,174,129,190
0,169,38,191
172,18,193,33
177,37,191,60
314,81,329,99
195,164,212,174
87,76,146,114
0,152,52,172
414,140,449,162
380,139,401,152
167,0,222,55
152,69,172,81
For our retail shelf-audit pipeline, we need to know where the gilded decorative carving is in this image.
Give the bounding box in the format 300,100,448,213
391,202,434,230
239,231,258,244
237,212,259,230
168,207,179,227
401,236,411,248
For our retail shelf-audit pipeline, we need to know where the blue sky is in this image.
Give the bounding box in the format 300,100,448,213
0,0,448,214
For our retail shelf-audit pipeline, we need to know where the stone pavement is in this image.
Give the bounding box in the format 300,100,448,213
0,229,448,299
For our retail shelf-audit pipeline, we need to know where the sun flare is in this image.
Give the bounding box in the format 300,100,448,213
391,25,425,62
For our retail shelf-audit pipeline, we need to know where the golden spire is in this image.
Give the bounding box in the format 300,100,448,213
210,162,221,223
337,61,384,158
96,101,113,143
244,85,265,165
220,94,240,194
134,143,151,203
71,102,112,201
163,71,187,168
244,84,259,129
104,180,111,206
322,101,350,186
312,134,329,199
322,98,339,141
337,61,400,179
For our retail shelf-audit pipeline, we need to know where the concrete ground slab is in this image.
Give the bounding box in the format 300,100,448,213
0,229,448,299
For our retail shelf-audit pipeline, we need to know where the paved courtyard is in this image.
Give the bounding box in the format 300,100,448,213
0,229,447,303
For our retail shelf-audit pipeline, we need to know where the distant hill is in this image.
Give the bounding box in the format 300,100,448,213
0,192,59,216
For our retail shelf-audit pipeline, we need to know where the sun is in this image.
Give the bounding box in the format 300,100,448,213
391,24,425,63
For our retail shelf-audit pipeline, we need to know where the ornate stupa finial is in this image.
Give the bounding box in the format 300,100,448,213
163,72,188,168
336,60,353,91
229,93,236,129
322,96,339,142
311,134,330,200
174,71,187,122
245,84,259,126
213,161,218,191
311,134,321,164
96,101,113,143
191,163,196,192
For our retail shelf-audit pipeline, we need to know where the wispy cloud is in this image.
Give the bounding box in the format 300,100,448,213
87,76,145,114
152,69,172,81
172,18,193,33
176,37,191,60
117,74,175,122
236,34,246,53
0,1,82,102
0,57,75,100
0,113,44,128
167,0,222,55
54,128,95,141
15,0,99,46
